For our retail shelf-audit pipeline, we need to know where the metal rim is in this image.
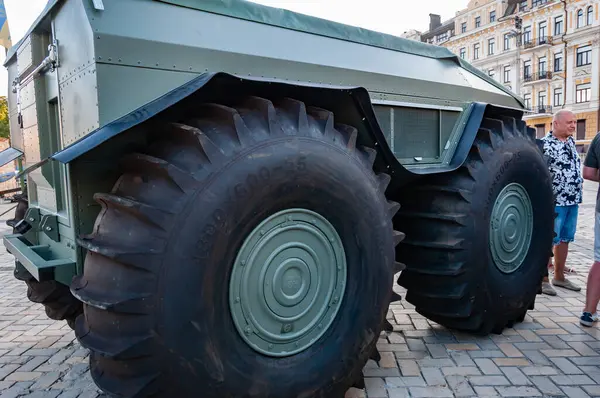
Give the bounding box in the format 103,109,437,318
489,182,533,274
229,208,347,357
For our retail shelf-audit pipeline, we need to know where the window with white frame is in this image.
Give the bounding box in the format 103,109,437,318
523,60,532,78
503,65,511,82
538,56,547,74
554,51,563,71
523,93,532,109
538,91,547,107
538,20,547,38
554,87,563,106
554,15,563,35
523,25,532,43
577,45,591,67
576,83,591,103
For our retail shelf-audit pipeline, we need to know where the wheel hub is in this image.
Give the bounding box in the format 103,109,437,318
229,208,347,357
489,182,533,274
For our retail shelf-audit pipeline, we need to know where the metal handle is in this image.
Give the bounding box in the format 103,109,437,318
12,39,59,94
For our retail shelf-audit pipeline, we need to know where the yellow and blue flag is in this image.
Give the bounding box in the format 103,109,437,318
0,0,11,50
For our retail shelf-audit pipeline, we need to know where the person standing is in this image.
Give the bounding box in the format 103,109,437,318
580,132,600,326
540,109,583,295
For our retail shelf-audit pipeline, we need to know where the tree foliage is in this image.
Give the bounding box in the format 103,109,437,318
0,96,9,140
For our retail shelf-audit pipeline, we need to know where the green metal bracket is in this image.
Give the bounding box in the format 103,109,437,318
40,214,60,242
3,234,75,282
24,208,41,230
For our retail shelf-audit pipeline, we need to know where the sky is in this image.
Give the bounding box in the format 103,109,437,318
0,0,469,96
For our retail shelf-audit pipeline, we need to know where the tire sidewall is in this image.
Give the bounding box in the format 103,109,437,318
157,137,394,396
472,136,554,316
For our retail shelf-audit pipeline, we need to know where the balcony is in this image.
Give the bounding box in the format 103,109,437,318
523,71,553,83
533,105,553,115
532,0,550,8
523,105,553,119
523,36,553,49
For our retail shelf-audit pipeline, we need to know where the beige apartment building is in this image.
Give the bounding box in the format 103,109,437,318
414,0,600,146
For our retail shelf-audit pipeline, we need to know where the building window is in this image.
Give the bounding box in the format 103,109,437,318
523,26,531,44
554,15,563,36
460,47,466,59
577,9,584,28
587,6,593,26
504,33,511,50
488,38,495,55
523,93,532,109
538,91,547,107
538,56,547,74
475,16,481,28
503,65,511,82
554,87,563,106
535,124,546,138
523,60,531,78
577,119,586,140
538,21,547,38
461,22,467,33
576,83,591,103
474,43,480,59
576,45,591,66
519,1,528,11
554,52,563,71
490,10,496,23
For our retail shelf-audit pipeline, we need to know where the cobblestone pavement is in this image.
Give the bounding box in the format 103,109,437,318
0,181,598,398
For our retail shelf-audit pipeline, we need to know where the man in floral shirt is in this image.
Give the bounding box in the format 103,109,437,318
540,109,583,295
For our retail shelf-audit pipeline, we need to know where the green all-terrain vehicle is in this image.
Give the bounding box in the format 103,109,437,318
0,0,554,397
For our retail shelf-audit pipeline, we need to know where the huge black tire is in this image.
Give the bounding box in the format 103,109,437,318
71,96,403,397
7,192,82,329
395,115,554,335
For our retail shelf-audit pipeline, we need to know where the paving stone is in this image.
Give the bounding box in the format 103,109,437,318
449,351,476,367
385,388,408,398
397,360,419,377
467,375,511,386
551,374,595,385
18,355,49,371
408,386,453,397
416,358,454,368
521,366,559,376
492,358,531,366
473,386,499,397
364,378,387,398
378,352,396,368
474,358,501,375
529,376,564,396
445,375,475,397
559,386,591,398
426,343,449,358
31,371,61,389
3,370,42,381
548,357,583,374
420,368,445,386
363,367,401,377
499,366,532,385
495,386,542,397
441,366,481,376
